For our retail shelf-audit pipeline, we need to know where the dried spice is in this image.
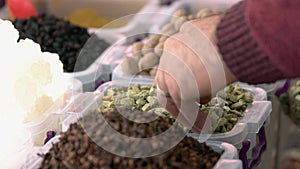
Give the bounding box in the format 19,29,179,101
98,84,170,118
280,80,300,127
200,84,254,133
99,84,254,134
13,14,110,72
122,8,218,77
38,109,222,169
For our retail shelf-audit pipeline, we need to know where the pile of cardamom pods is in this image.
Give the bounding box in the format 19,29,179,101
280,80,300,127
98,83,254,134
98,84,170,117
200,84,254,133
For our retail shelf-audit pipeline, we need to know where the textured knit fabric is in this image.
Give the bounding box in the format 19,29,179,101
217,0,300,84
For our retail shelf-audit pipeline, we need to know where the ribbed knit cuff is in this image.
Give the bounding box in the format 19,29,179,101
216,0,285,84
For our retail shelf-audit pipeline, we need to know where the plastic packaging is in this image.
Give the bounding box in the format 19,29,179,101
24,113,54,146
189,123,248,149
24,78,83,146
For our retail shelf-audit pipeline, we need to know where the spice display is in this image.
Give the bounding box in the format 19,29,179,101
38,109,222,169
121,8,218,76
280,80,300,127
200,84,254,133
13,14,110,72
65,8,112,28
98,84,254,134
98,84,170,118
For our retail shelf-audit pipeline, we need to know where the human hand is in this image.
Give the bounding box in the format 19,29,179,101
154,15,237,133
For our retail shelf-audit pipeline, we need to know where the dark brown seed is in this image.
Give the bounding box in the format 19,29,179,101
38,109,222,169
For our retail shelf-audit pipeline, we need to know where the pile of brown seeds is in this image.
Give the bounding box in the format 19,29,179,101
38,108,222,169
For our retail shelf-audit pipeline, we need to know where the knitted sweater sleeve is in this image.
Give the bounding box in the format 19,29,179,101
216,0,300,84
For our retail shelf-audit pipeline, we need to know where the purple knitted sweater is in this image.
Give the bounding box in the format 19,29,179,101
217,0,300,84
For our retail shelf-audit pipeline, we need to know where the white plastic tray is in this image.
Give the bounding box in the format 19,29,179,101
189,123,248,150
97,81,269,149
22,135,242,169
189,82,269,150
61,80,270,150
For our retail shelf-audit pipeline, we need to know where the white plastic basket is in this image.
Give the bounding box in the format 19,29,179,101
98,81,269,149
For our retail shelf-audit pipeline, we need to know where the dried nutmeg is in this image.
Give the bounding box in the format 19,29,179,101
141,40,157,55
148,34,161,45
161,23,175,35
131,53,143,62
159,35,169,43
121,56,139,75
173,9,187,17
174,16,187,31
138,52,159,71
154,42,164,56
132,42,144,55
196,8,215,19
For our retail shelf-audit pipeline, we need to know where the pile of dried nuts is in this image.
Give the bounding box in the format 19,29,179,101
200,84,254,133
121,8,218,76
98,84,170,117
38,109,222,169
